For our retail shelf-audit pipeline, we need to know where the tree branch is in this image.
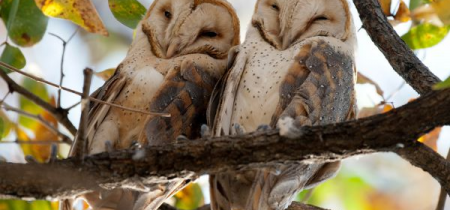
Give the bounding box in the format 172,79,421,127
0,88,449,200
352,0,441,94
0,66,77,135
71,68,93,159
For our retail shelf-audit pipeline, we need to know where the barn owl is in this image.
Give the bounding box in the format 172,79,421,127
208,0,357,209
62,0,240,209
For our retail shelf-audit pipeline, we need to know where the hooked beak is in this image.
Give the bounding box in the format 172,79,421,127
166,38,181,59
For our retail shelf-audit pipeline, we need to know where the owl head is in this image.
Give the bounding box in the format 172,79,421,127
142,0,240,59
251,0,356,50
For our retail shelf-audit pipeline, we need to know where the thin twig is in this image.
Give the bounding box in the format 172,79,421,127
436,146,450,210
66,102,81,110
0,61,170,117
70,68,93,160
0,66,77,135
0,140,67,145
49,29,78,108
0,102,72,145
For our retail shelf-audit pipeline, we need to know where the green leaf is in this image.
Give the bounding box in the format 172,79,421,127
108,0,146,29
0,43,26,73
0,110,12,139
0,0,49,47
0,117,4,139
410,0,425,10
19,77,50,129
434,76,450,90
0,200,55,210
174,183,205,209
401,23,450,49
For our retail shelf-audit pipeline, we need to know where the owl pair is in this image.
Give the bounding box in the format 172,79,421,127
68,0,357,210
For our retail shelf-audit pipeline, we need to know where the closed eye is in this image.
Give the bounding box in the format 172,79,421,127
271,4,279,11
314,16,328,21
201,31,218,38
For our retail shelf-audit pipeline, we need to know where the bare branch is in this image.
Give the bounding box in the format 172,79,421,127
0,140,68,145
0,61,170,117
71,69,93,159
0,88,449,200
49,29,78,108
352,0,441,95
0,65,77,135
0,102,72,145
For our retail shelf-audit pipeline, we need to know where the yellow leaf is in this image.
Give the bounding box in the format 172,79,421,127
379,0,392,16
174,183,204,209
95,68,116,81
18,97,59,162
432,0,450,25
418,127,442,151
394,1,411,22
34,0,108,36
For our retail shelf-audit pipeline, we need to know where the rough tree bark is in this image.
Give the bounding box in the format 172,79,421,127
0,88,449,200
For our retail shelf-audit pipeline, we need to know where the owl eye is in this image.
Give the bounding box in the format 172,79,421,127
164,11,172,19
271,4,279,11
201,31,218,38
314,16,328,21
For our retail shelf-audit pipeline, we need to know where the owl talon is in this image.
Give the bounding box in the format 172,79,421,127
25,155,38,164
48,144,58,163
176,135,189,142
201,124,211,138
234,123,246,135
277,117,303,139
257,124,271,132
105,140,114,152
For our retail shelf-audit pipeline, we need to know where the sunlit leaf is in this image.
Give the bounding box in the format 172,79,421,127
357,72,384,97
0,200,54,210
34,0,108,36
108,0,146,29
434,76,450,90
0,0,49,47
432,0,450,25
418,127,442,151
174,183,204,209
19,96,58,162
410,0,425,10
394,1,411,22
379,0,392,16
0,43,26,73
0,117,4,139
402,23,449,49
19,77,50,129
95,68,116,81
0,110,13,139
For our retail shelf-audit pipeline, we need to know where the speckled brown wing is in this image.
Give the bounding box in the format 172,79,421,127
275,39,356,127
141,60,220,146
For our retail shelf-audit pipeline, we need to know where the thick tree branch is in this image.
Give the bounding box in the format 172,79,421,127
0,66,77,135
396,144,450,197
353,0,441,94
0,88,449,200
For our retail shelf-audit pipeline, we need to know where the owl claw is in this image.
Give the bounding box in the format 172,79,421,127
257,124,271,132
105,140,115,152
277,117,303,139
48,144,58,163
176,135,189,142
201,124,211,138
25,155,38,164
234,123,245,135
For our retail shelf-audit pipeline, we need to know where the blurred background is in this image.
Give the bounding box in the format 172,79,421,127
0,0,449,209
